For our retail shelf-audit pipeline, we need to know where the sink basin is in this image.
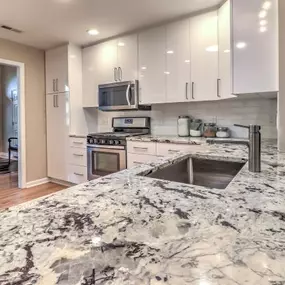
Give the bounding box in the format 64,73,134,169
145,158,245,189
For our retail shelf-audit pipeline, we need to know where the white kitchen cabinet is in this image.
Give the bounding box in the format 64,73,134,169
46,45,68,94
218,0,234,99
117,34,138,81
127,141,157,156
67,164,87,184
156,143,204,156
190,11,219,101
82,35,138,107
127,153,159,169
46,93,69,181
166,19,191,103
138,26,167,104
232,0,278,94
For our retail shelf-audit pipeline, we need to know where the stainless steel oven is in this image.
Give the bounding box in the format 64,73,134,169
87,145,126,180
98,80,150,111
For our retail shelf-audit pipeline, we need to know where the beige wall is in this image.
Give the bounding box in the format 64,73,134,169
0,38,46,183
279,1,285,151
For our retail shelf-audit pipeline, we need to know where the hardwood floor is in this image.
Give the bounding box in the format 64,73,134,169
0,173,67,209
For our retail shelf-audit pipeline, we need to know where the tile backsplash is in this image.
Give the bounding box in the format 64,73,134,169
90,97,277,139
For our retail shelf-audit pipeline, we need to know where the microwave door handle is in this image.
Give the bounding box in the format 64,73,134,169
126,84,131,106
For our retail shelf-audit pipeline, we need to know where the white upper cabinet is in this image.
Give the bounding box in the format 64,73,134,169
138,26,167,104
166,19,191,103
190,11,219,101
232,0,278,94
82,36,138,107
46,45,68,94
117,34,138,81
218,0,234,99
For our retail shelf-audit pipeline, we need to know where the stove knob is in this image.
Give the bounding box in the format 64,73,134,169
109,140,114,145
114,140,120,145
93,139,98,144
89,138,94,144
101,139,106,144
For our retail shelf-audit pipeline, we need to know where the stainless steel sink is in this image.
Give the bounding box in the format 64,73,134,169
145,158,245,189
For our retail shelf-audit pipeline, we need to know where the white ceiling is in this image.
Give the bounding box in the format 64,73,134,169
0,0,221,50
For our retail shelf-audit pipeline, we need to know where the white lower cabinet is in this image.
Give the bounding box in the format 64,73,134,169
68,147,87,167
127,153,158,169
67,164,87,184
156,143,204,156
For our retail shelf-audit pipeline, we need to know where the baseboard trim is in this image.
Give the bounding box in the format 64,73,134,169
26,177,50,188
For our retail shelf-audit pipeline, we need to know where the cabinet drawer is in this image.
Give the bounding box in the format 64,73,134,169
127,141,156,155
69,147,87,166
127,153,158,169
69,137,86,148
68,165,87,184
156,143,203,157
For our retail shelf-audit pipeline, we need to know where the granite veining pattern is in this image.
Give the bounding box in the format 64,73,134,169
1,139,285,285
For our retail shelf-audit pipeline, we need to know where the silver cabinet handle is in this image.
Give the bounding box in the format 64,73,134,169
191,82,195,99
118,67,122,81
186,82,189,100
56,78,59,92
74,172,84,176
73,141,83,145
168,149,180,153
133,161,143,165
73,153,84,157
55,94,59,107
114,68,117,81
217,79,221,98
53,95,56,107
126,84,131,106
133,146,148,151
53,79,55,92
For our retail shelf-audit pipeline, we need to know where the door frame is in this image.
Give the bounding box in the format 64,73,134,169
0,58,26,188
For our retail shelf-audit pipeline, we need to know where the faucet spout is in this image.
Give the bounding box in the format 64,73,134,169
206,125,261,173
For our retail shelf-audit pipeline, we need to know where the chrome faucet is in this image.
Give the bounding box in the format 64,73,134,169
207,124,261,172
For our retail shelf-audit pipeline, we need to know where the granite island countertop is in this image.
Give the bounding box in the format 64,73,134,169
1,139,285,285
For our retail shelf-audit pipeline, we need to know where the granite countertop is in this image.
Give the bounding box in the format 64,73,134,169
1,139,285,284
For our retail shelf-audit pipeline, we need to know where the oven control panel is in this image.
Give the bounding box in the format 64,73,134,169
87,137,126,146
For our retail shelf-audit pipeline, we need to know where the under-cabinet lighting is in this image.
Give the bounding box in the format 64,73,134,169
259,10,267,18
167,50,174,54
205,45,218,52
260,26,267,32
87,29,99,36
262,1,272,10
236,42,247,49
260,20,268,26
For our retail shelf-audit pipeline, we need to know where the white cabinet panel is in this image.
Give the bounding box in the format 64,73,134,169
166,19,191,103
68,147,87,167
117,34,138,81
156,143,204,156
46,93,69,181
218,0,234,99
138,26,166,104
190,11,219,101
45,45,68,94
127,153,158,169
68,165,87,184
127,141,157,155
232,0,278,94
69,137,86,149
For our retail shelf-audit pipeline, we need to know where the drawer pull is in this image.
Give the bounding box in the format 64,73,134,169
133,147,148,151
74,172,84,176
73,141,84,145
133,161,144,165
168,149,180,153
73,153,84,157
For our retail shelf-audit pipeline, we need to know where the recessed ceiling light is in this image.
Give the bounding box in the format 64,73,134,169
164,71,170,75
236,42,247,49
262,1,272,10
87,29,99,36
259,10,267,18
141,66,147,70
260,26,267,32
167,50,174,54
118,42,125,47
260,20,268,26
185,60,190,63
205,45,218,52
224,49,230,53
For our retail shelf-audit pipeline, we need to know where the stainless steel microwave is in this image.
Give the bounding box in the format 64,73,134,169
98,80,151,111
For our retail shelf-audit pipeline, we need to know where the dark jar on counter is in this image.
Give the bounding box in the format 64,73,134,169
203,123,217,137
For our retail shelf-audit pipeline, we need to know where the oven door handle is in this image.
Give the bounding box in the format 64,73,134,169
126,84,131,106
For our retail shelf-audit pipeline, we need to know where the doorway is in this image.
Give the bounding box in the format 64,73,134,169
0,59,26,189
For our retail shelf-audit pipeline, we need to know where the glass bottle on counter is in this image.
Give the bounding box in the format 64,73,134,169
177,116,190,137
203,123,217,138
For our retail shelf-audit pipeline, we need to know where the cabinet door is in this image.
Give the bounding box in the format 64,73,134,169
117,34,138,81
190,11,219,101
138,26,167,104
82,41,117,107
232,0,278,94
218,0,235,99
46,93,69,181
46,45,68,94
166,19,191,103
